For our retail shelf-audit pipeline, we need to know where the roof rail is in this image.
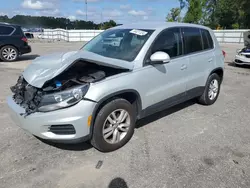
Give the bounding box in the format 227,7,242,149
0,22,11,25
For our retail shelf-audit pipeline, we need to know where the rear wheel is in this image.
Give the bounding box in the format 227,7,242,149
91,98,136,152
198,73,221,105
0,45,18,62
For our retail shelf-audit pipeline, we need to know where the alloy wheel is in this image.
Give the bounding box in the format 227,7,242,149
2,48,17,61
102,109,131,144
208,79,219,100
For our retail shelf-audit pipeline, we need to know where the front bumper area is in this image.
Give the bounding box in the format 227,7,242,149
7,96,96,143
235,54,250,65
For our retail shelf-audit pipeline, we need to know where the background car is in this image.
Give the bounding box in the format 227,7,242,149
102,33,124,48
0,22,31,62
234,30,250,66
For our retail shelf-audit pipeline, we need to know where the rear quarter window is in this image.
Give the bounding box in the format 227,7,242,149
201,29,214,50
12,26,24,36
0,26,15,35
182,27,203,54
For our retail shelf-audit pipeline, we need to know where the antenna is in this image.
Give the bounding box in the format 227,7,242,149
85,0,88,21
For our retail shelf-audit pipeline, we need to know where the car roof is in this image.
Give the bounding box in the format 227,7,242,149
112,22,211,31
0,22,21,28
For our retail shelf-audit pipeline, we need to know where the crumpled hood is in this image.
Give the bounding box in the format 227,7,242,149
22,50,134,88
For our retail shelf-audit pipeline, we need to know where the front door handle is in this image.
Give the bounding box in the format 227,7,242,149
181,64,187,70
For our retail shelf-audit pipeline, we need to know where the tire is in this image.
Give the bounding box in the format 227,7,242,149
198,73,221,105
234,63,239,67
0,45,19,62
91,98,136,152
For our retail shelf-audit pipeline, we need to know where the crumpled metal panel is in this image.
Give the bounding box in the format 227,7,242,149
22,50,134,88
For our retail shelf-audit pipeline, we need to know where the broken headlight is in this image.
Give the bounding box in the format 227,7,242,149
38,84,89,112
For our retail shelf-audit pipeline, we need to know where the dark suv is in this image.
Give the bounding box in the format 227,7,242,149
0,22,31,62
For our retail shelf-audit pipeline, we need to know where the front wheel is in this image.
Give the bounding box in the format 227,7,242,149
198,73,221,105
91,98,136,152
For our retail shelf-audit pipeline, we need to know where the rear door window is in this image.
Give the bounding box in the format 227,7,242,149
182,27,203,54
0,26,15,35
201,29,214,50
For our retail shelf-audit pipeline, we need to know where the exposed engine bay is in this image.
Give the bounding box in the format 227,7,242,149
240,31,250,54
234,31,250,65
244,31,250,48
10,61,126,116
237,47,250,54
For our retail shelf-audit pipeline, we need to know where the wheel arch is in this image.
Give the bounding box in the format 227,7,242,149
0,44,19,51
209,67,224,83
89,89,142,138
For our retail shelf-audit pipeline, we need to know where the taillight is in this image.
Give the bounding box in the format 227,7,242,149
21,37,28,43
222,50,226,58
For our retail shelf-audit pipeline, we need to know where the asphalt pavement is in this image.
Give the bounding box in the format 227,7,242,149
0,42,250,188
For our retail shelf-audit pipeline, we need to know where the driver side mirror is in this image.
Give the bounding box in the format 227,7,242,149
150,51,170,64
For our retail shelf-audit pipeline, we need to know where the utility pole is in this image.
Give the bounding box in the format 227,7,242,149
101,8,103,27
85,0,88,21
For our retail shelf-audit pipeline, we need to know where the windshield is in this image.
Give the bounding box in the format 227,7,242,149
82,29,154,61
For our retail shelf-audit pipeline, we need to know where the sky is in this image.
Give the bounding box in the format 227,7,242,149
0,0,180,24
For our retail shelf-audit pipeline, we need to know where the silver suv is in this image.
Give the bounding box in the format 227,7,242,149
7,22,225,152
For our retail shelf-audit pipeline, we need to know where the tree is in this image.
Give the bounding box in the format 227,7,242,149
99,20,117,30
182,0,205,24
213,0,239,29
200,0,247,29
202,0,218,28
239,0,250,28
175,0,250,29
0,15,115,30
179,0,220,26
166,8,182,22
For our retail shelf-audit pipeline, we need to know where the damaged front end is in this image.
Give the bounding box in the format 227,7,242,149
11,59,127,116
11,76,43,116
10,74,90,117
234,31,250,65
238,31,250,54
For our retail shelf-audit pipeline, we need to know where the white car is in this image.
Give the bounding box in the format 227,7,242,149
235,48,250,66
103,37,123,47
235,31,250,66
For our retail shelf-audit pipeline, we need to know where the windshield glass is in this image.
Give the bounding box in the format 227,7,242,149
82,29,154,61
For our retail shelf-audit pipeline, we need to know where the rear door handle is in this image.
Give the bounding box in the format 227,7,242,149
181,64,187,70
208,58,213,63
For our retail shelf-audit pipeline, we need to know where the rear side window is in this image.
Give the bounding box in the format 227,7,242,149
201,29,213,50
0,26,15,35
151,28,183,58
182,27,203,54
12,27,24,36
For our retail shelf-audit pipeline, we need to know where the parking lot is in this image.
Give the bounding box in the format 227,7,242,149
1,42,250,188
